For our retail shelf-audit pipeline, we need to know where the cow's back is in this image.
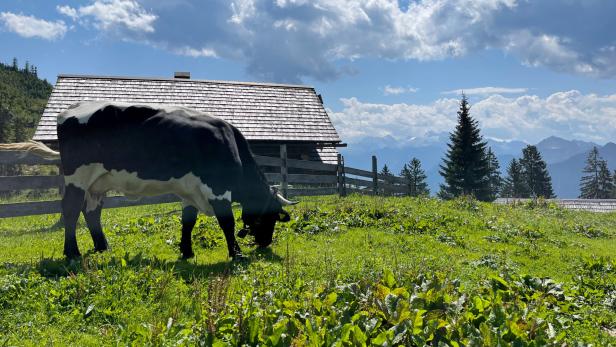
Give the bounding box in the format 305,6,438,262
57,102,243,199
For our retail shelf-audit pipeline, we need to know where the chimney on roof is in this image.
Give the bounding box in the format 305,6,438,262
174,71,190,79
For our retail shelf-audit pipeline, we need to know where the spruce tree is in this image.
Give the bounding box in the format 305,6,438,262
485,148,502,201
520,145,554,198
439,94,490,200
11,57,17,71
502,158,529,198
613,170,616,198
579,147,601,198
597,160,613,199
380,164,393,179
401,158,429,197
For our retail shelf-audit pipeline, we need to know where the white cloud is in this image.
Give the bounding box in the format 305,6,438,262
443,87,528,96
329,91,616,145
57,5,79,20
49,0,616,81
0,12,67,40
58,0,157,33
383,85,418,95
174,46,218,58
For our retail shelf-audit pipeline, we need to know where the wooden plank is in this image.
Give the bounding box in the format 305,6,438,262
0,194,181,219
0,175,63,191
287,158,337,172
254,155,281,167
345,167,373,178
345,176,372,187
0,151,60,165
379,175,406,185
379,182,408,194
346,187,374,195
288,174,337,184
254,154,337,172
265,173,337,185
288,187,338,197
0,200,61,218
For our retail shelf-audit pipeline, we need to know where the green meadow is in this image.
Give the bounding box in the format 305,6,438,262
0,195,614,346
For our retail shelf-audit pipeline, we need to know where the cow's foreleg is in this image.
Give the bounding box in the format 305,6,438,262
82,201,108,252
211,200,242,259
180,205,198,259
62,185,85,259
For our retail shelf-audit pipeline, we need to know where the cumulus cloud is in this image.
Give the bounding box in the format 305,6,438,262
58,0,157,34
0,12,67,40
383,85,418,96
329,91,616,145
50,0,616,82
443,87,528,96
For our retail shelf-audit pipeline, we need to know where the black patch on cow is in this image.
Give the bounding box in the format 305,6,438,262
58,104,245,197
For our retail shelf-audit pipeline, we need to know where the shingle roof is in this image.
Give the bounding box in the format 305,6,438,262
33,74,341,143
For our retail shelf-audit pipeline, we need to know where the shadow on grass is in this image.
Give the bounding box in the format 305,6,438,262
2,218,65,237
31,246,283,280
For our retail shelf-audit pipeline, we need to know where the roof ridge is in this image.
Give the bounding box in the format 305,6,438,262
57,74,314,90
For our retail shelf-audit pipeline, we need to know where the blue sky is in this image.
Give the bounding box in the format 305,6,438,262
1,0,615,145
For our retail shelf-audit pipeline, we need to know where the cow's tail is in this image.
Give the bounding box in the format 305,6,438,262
0,140,60,160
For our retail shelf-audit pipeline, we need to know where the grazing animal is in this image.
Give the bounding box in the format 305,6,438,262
11,102,295,259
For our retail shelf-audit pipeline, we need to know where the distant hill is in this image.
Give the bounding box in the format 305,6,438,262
0,59,53,142
535,136,596,164
341,135,616,198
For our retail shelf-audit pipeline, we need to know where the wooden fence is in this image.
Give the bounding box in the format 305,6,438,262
0,149,407,219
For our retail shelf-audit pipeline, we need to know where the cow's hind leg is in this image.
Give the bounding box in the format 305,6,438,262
211,200,242,259
180,205,198,259
62,185,85,259
82,201,108,252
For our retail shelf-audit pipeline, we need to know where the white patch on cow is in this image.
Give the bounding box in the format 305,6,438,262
64,163,231,214
57,101,204,125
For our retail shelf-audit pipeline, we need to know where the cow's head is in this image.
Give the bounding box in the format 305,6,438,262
240,189,296,247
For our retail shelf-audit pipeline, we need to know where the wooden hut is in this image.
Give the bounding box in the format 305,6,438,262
33,73,343,166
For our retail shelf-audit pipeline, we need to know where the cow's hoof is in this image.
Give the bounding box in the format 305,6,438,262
94,244,109,253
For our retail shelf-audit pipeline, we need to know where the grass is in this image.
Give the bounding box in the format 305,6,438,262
0,195,614,345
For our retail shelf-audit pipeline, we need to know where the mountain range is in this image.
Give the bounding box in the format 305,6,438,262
340,135,616,198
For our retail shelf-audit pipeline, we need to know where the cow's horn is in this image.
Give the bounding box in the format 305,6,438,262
276,193,298,205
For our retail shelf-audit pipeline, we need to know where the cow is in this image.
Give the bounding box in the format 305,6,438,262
10,102,295,259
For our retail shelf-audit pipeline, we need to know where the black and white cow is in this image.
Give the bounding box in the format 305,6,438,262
21,102,295,259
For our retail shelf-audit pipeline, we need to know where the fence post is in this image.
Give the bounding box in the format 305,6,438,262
337,154,346,197
372,155,378,195
280,144,288,198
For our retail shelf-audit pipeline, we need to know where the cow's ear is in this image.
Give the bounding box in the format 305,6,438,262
278,210,291,222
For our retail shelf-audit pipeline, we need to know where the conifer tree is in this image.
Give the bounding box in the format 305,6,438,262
11,57,18,71
401,158,429,197
502,158,529,198
380,164,393,179
485,148,502,200
520,145,554,198
597,160,613,199
439,94,490,200
613,170,616,198
579,147,601,198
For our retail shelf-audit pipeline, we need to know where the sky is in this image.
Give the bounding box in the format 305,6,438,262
1,0,615,146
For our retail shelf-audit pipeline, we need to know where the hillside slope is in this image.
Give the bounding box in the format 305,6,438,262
0,60,52,142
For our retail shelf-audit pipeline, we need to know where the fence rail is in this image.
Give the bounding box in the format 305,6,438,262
0,149,407,218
